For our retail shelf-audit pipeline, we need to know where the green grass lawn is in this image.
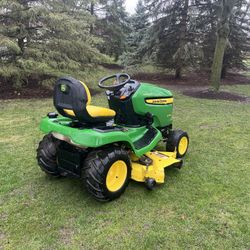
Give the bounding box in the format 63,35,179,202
0,86,250,249
221,84,250,96
243,59,250,77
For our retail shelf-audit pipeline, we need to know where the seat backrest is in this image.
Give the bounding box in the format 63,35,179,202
54,77,92,122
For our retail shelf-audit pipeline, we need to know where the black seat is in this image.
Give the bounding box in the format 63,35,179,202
54,77,116,123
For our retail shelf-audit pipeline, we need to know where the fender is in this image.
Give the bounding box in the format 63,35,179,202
40,116,162,157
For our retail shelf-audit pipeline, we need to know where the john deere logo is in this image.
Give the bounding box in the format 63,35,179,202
145,98,174,105
61,84,67,92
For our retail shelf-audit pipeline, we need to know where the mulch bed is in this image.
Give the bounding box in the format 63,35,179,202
0,71,249,101
0,84,53,99
0,84,100,100
135,71,250,102
183,89,249,102
134,72,250,86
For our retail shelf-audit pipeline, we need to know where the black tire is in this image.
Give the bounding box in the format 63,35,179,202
37,134,61,176
82,146,131,202
166,130,189,158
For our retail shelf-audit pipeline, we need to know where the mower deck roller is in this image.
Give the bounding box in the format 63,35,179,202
37,73,189,201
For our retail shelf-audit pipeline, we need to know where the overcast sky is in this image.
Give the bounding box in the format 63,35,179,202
125,0,138,14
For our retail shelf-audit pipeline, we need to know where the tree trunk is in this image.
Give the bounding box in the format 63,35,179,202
210,36,228,90
17,37,25,54
221,65,227,79
90,2,94,34
175,67,181,79
210,0,235,90
175,0,188,79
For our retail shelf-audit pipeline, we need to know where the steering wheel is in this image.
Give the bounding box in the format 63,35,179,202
98,73,131,91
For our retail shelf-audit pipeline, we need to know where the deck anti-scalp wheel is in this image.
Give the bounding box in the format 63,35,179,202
166,130,189,158
82,146,131,201
36,134,61,176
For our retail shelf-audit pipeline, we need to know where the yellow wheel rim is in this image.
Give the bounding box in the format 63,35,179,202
178,136,188,155
106,160,128,192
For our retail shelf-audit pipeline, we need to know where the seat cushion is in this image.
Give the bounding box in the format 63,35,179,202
86,105,116,118
64,105,115,118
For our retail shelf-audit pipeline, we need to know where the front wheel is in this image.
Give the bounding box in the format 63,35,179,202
166,130,189,158
82,146,131,202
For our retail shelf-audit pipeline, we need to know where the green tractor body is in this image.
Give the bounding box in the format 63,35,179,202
40,83,172,157
37,74,189,201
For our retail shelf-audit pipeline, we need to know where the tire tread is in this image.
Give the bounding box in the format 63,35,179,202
36,134,60,176
82,146,130,202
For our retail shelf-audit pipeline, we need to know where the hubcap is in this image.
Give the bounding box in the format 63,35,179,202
106,160,127,192
178,136,188,155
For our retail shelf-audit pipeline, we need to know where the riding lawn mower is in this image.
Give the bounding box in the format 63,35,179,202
37,73,189,201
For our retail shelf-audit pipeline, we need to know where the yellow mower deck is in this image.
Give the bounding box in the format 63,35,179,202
130,151,181,183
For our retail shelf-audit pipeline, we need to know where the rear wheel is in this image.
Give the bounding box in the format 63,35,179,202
166,130,189,158
36,134,61,176
82,146,131,202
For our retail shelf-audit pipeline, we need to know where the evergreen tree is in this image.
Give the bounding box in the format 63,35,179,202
194,0,218,71
174,0,189,78
120,0,149,66
125,0,249,81
221,0,250,78
94,0,129,61
196,0,249,78
1,0,248,87
143,0,200,78
0,0,108,86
